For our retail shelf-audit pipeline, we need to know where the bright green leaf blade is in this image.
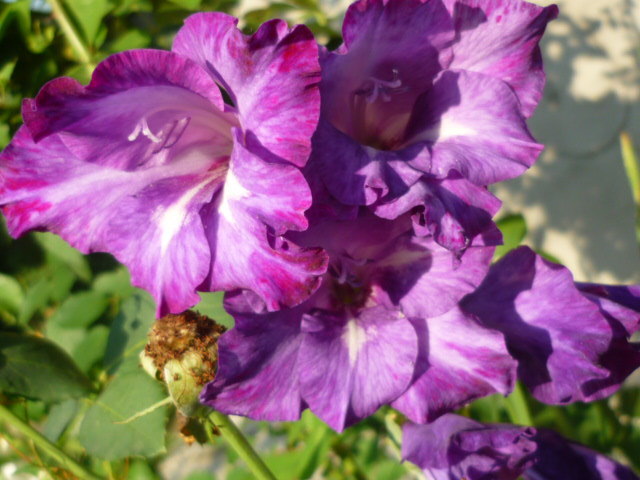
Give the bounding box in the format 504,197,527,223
494,213,527,261
0,332,92,402
49,291,109,329
64,0,114,45
78,370,169,460
620,132,640,246
0,273,23,314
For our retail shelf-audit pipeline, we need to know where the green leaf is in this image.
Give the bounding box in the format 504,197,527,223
93,267,134,298
43,399,78,442
195,292,234,329
64,0,114,45
0,273,23,314
18,277,50,324
107,29,150,52
128,460,160,480
73,325,110,372
166,0,201,10
494,214,527,261
0,0,30,42
49,291,109,329
0,332,92,402
104,291,155,374
78,370,169,460
34,233,92,282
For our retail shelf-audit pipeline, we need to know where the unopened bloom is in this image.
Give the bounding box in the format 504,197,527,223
0,13,327,315
402,414,640,480
310,0,557,252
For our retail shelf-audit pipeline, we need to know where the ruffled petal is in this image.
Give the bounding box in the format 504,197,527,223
393,308,516,424
444,0,559,116
200,132,328,311
461,247,640,404
407,69,543,185
200,303,306,421
22,49,232,171
376,236,494,319
0,127,218,315
298,305,418,431
172,13,320,167
402,415,537,480
373,172,502,252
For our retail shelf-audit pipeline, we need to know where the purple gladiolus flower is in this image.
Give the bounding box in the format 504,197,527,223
0,13,328,315
402,414,640,480
201,210,507,431
311,0,557,253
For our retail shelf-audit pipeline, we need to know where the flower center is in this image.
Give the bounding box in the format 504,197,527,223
346,68,412,151
327,259,371,311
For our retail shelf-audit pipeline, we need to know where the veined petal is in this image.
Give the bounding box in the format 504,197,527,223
201,132,328,311
393,308,516,424
298,306,418,431
407,69,543,185
0,128,219,314
200,304,306,421
461,247,640,404
22,49,232,171
172,13,320,167
444,0,559,117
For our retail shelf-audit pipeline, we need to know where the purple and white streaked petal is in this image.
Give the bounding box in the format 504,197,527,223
392,308,516,424
443,0,559,117
576,283,640,335
461,247,640,404
172,12,320,167
200,304,306,421
200,134,328,312
298,305,418,432
0,127,217,314
406,69,543,185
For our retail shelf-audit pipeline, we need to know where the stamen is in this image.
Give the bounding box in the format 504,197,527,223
128,117,161,143
355,69,403,104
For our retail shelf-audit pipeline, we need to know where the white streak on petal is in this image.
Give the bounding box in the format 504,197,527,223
218,169,250,223
342,319,368,367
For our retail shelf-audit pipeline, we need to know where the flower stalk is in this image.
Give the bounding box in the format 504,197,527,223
47,0,93,67
206,410,277,480
0,403,102,480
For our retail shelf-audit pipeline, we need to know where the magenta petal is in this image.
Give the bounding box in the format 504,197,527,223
172,13,320,168
201,133,328,311
393,308,516,424
298,306,418,431
408,69,543,185
444,0,559,117
461,247,640,404
200,306,305,421
0,128,216,314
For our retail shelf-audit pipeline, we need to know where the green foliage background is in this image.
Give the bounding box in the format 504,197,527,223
0,0,638,478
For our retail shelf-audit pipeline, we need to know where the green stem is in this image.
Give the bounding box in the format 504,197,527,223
504,381,534,426
207,411,276,480
47,0,93,67
0,403,102,480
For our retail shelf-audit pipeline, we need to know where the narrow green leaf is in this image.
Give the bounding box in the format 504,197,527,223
0,332,92,402
0,273,23,314
78,370,169,460
620,132,640,246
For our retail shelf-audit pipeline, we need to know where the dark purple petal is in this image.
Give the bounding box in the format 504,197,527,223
576,283,640,336
393,308,516,424
200,304,306,421
374,172,502,253
0,127,216,315
173,13,320,167
298,305,418,431
402,414,537,480
406,69,543,185
525,430,640,480
461,247,640,404
444,0,559,117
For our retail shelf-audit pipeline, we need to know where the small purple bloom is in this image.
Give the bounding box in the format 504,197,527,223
201,211,513,431
402,414,640,480
0,13,328,315
311,0,557,252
